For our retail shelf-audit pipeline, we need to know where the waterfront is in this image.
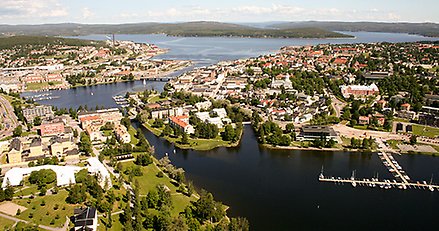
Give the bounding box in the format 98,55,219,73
135,123,439,231
23,31,438,109
21,32,439,230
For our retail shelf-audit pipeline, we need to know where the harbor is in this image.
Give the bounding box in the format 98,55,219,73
319,151,438,191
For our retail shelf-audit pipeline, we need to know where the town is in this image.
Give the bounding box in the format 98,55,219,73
0,40,438,231
0,36,191,94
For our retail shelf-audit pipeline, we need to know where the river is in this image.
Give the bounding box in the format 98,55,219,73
22,32,439,230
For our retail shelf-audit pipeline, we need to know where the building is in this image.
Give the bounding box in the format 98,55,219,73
2,165,83,188
86,157,112,189
7,138,22,164
195,101,212,110
359,116,370,125
73,207,98,231
212,108,227,119
22,105,53,123
150,107,184,120
40,121,65,137
50,136,76,157
28,137,43,158
297,126,338,142
168,115,195,134
340,83,379,98
115,124,131,144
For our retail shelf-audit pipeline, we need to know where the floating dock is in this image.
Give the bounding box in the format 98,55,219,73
319,151,437,191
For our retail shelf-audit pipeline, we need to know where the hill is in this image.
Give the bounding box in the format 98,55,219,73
270,21,439,37
0,35,105,49
0,22,351,39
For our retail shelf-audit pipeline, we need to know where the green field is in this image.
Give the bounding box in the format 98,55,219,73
128,126,139,145
412,124,439,138
14,190,75,228
147,95,169,103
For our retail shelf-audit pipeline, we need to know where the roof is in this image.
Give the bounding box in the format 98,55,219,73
10,138,21,151
170,116,189,128
74,207,97,229
2,165,83,188
30,137,42,147
301,126,337,136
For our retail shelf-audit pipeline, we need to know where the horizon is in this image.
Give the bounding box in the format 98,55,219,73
1,0,438,25
1,20,438,27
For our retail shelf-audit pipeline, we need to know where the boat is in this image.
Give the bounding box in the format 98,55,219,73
173,149,176,154
91,92,94,96
143,79,147,85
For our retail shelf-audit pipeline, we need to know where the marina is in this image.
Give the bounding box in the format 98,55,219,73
319,151,438,191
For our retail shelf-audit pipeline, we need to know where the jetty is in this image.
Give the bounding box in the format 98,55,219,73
319,151,438,191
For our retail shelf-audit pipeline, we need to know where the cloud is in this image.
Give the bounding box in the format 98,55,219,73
0,0,68,23
82,7,94,20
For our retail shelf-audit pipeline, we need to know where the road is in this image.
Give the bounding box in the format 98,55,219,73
0,95,19,139
329,94,346,118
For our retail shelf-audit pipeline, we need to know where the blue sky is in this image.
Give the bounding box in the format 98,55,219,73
1,0,438,24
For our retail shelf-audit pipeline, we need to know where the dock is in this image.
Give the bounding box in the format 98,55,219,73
319,151,438,191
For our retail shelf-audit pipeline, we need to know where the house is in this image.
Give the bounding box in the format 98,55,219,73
401,103,411,111
195,101,212,110
115,124,131,144
359,116,370,125
150,107,184,120
297,126,338,142
73,207,98,231
340,83,379,98
212,108,227,119
168,115,195,134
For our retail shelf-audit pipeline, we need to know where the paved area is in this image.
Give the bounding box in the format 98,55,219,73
397,144,437,153
0,201,27,216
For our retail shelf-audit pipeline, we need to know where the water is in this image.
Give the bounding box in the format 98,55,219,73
135,123,439,231
24,31,438,109
20,32,439,230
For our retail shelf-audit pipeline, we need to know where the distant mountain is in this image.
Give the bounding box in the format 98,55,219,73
270,21,439,37
0,21,351,39
0,35,105,49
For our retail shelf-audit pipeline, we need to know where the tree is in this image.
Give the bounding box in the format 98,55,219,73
192,190,225,223
222,124,236,141
33,116,42,126
229,217,250,231
67,184,87,204
13,125,22,137
79,132,93,155
285,123,295,133
181,132,189,144
162,124,173,137
410,135,418,145
135,153,152,166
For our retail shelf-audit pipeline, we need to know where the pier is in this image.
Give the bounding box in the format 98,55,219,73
319,151,438,191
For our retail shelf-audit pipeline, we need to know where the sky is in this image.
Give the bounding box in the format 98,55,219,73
1,0,438,25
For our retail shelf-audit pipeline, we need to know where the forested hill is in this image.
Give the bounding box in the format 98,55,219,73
0,36,105,49
0,21,351,38
271,21,439,37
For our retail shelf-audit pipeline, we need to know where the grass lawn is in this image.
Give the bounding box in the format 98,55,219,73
0,216,16,230
128,126,139,145
353,125,368,130
14,190,76,228
98,214,124,231
143,121,237,151
386,140,403,150
26,82,62,91
148,95,169,103
412,125,439,138
121,161,196,216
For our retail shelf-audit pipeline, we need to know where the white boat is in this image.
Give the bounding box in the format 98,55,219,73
143,79,147,85
91,92,94,96
173,149,176,154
